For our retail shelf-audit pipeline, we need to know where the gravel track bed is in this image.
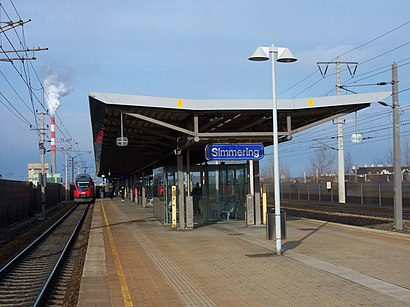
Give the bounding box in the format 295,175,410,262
282,203,410,234
0,203,93,305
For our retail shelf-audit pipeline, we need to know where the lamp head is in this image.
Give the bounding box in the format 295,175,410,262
249,46,297,63
277,47,297,63
248,46,270,61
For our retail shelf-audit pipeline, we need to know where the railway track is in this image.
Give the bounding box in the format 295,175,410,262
0,204,89,306
281,200,410,220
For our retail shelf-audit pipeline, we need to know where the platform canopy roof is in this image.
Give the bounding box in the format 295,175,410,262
89,91,390,177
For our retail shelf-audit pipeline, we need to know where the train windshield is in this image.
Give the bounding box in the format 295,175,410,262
75,174,92,192
76,181,90,191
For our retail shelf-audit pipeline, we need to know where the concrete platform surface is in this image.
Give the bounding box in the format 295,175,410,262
77,198,410,306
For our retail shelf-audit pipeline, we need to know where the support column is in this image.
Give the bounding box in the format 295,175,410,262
204,163,210,221
336,58,346,204
39,113,46,220
134,174,138,203
186,149,193,229
142,172,146,208
246,194,254,226
392,63,402,230
177,154,185,229
246,161,255,226
254,160,261,226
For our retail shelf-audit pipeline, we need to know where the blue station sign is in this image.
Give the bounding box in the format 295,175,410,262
205,143,264,161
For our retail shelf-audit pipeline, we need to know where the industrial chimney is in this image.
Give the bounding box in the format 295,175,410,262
51,117,56,175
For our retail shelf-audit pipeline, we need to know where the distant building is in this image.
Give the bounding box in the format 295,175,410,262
349,165,410,182
28,163,49,182
28,163,62,185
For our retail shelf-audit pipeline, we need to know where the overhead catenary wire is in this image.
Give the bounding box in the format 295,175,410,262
276,21,410,173
282,110,410,148
279,20,410,98
0,92,35,128
279,104,410,160
280,119,410,162
1,1,90,172
317,48,410,97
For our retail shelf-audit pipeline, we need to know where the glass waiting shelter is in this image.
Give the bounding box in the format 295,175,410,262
160,162,248,225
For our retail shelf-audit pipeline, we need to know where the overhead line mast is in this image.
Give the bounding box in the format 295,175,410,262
317,58,358,204
1,13,49,217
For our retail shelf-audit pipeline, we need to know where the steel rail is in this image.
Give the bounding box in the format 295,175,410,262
33,204,89,306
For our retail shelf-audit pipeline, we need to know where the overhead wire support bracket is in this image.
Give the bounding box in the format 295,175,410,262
0,56,36,62
0,47,48,62
0,47,49,54
0,19,31,33
317,61,359,78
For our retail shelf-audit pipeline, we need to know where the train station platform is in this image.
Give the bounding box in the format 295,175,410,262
77,198,410,306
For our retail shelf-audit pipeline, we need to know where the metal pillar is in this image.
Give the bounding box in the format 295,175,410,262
141,171,146,208
392,63,402,230
246,161,255,226
336,59,346,204
186,149,193,229
177,154,185,229
254,160,261,226
71,157,74,183
65,151,68,204
246,194,254,226
318,58,359,204
39,113,46,220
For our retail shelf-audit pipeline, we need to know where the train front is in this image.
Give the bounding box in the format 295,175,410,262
73,174,95,204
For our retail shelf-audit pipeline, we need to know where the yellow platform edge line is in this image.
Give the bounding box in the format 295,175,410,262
101,200,134,306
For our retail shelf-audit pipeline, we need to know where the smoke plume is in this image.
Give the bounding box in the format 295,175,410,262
43,74,73,116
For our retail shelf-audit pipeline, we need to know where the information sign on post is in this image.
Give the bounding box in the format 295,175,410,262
205,143,264,161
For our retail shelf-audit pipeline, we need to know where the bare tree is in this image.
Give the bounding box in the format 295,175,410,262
344,151,355,174
260,153,291,181
280,161,292,182
260,154,273,180
308,145,336,177
384,147,393,166
372,154,387,166
376,138,409,166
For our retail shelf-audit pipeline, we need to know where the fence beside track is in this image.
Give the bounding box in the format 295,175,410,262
274,181,410,207
0,179,74,229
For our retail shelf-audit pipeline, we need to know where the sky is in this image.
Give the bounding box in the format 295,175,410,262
1,0,409,181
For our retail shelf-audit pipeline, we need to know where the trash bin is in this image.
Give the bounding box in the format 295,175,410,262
266,208,286,240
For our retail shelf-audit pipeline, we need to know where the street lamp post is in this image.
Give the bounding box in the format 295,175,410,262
249,45,297,255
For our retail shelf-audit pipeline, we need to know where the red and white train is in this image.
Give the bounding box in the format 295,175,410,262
73,174,95,204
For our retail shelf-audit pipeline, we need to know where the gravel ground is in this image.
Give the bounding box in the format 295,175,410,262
367,220,410,233
0,203,73,267
282,207,410,234
63,204,93,306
